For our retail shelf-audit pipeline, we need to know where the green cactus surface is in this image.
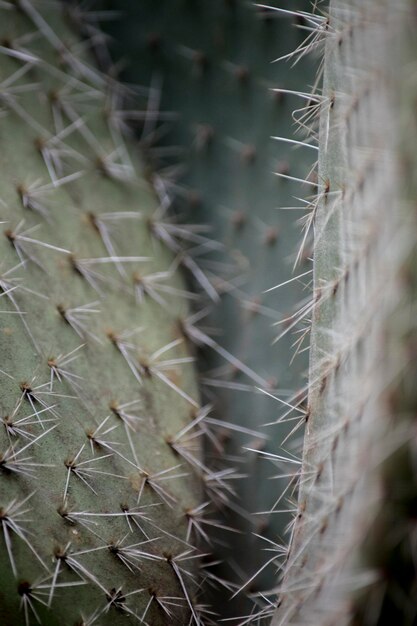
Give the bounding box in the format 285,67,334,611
95,2,317,615
0,2,210,624
273,1,417,625
8,1,417,625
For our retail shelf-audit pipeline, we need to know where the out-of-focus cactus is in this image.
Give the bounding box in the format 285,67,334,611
273,1,417,624
0,2,209,624
95,2,316,614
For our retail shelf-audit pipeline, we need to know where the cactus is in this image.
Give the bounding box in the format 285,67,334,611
0,2,210,624
7,1,417,625
95,1,316,612
272,1,417,624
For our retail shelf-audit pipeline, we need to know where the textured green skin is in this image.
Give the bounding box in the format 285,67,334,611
273,2,417,625
98,0,314,610
0,3,202,624
351,7,417,623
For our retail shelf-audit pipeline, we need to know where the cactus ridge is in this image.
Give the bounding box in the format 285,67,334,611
271,1,417,625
